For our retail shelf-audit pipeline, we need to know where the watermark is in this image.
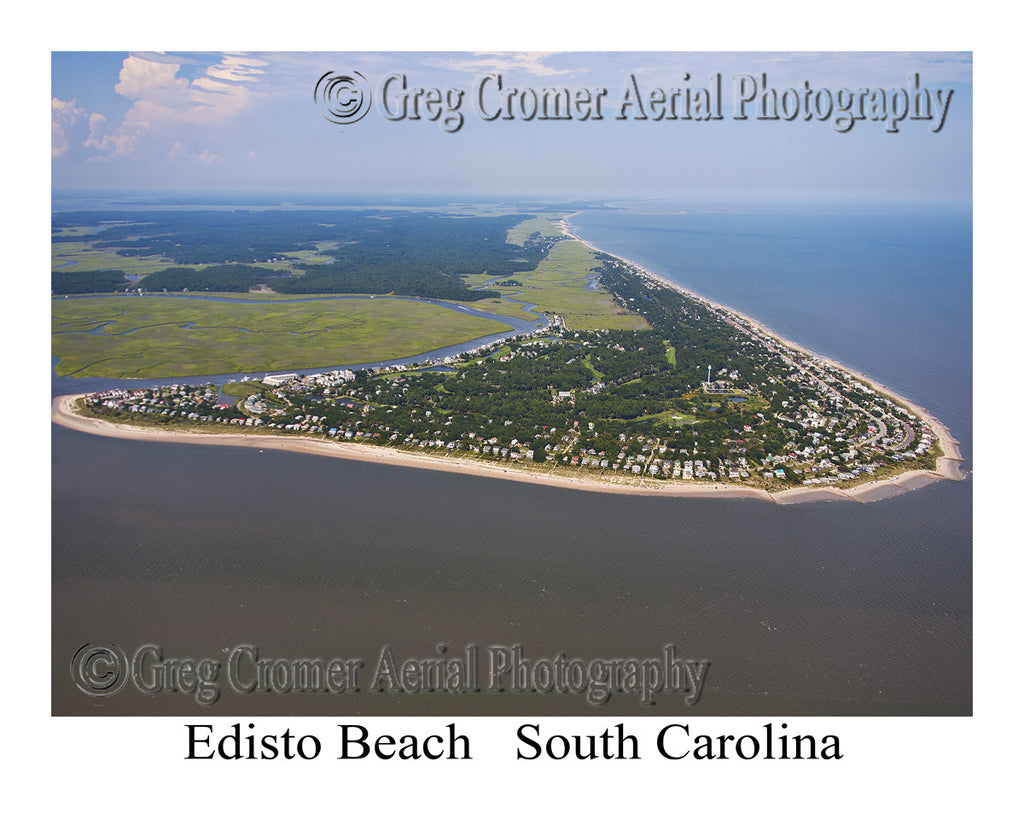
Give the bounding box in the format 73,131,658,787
69,642,709,707
314,71,955,134
314,71,372,125
71,642,130,697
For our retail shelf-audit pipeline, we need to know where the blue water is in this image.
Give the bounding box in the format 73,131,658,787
52,200,973,716
569,203,972,463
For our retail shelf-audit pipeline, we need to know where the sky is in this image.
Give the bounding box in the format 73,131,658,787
50,51,972,202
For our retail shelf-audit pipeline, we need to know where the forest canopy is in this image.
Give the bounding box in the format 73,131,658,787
51,210,558,299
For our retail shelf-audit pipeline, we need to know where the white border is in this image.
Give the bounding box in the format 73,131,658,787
23,2,1014,813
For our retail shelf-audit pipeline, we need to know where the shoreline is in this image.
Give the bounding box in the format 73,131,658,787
560,215,966,478
51,393,960,504
50,216,966,504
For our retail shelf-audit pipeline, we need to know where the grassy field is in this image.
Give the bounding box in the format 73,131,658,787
52,296,514,378
51,244,326,278
52,212,646,378
51,241,173,275
276,241,339,265
634,409,699,427
664,341,677,367
220,381,265,399
465,237,648,331
505,215,567,245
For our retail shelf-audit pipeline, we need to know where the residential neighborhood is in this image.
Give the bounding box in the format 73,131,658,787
80,258,942,493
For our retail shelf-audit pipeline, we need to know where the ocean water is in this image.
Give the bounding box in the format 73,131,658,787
52,201,972,716
569,202,973,459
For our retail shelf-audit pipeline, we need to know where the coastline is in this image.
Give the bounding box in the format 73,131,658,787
50,217,966,505
52,392,959,504
560,215,966,479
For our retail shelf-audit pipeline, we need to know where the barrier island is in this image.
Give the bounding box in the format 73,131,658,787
52,209,965,503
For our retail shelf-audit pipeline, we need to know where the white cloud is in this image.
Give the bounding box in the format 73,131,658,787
206,54,269,83
83,112,146,159
114,55,189,101
51,98,84,158
119,54,261,127
82,53,269,162
421,52,574,78
167,141,219,164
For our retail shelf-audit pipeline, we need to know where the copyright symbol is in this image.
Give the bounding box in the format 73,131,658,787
314,71,372,125
71,643,129,697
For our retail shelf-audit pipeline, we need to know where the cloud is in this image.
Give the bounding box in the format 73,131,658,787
81,53,268,162
206,53,268,83
420,52,574,78
167,141,219,164
51,97,84,158
114,55,189,101
119,53,262,127
83,112,146,159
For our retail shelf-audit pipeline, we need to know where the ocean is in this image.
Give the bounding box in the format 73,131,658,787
52,200,972,716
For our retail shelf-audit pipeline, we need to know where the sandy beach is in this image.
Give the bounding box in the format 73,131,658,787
559,216,967,480
50,220,966,505
51,391,960,504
